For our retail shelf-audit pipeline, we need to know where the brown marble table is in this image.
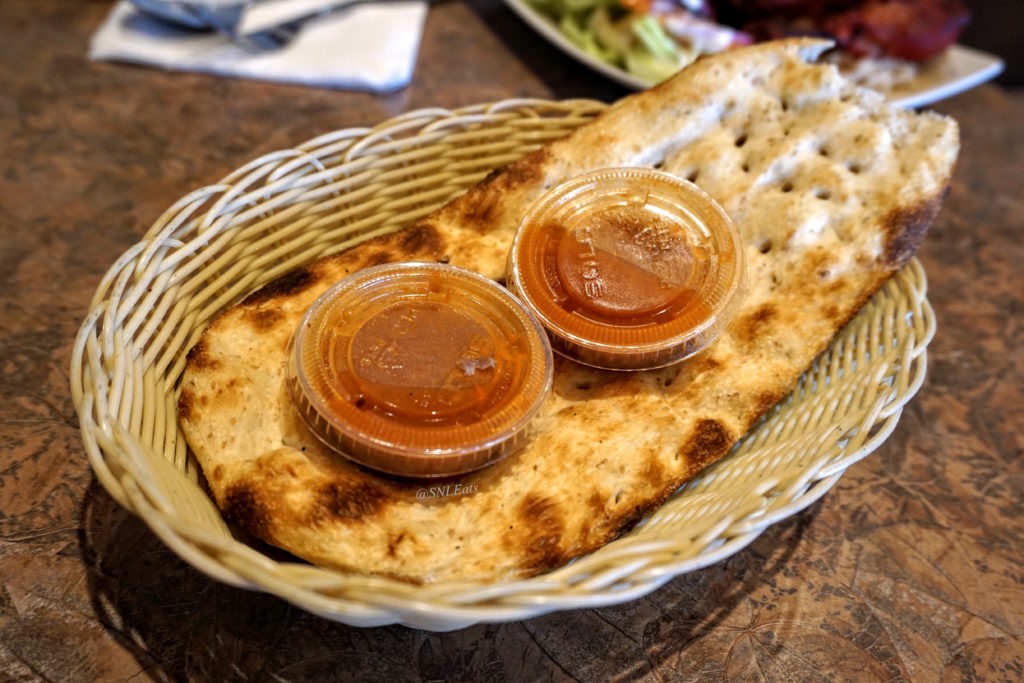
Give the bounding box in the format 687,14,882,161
2,1,1022,680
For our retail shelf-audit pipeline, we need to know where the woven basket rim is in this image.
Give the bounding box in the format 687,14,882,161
70,98,935,631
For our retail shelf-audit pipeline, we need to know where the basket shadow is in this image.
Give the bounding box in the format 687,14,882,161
79,475,816,681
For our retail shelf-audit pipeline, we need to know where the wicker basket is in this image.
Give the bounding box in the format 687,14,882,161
71,99,935,631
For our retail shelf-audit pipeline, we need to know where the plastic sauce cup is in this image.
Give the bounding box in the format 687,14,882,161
287,262,553,478
507,168,747,370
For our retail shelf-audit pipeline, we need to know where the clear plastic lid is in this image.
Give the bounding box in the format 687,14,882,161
507,168,747,370
287,262,553,478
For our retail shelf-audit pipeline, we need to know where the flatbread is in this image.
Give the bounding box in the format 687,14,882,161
177,39,958,583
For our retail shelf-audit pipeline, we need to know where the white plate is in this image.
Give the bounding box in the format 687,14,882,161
504,0,1004,108
889,44,1005,108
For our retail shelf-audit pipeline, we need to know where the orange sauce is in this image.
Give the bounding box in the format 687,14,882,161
508,169,746,370
322,299,527,428
288,263,552,478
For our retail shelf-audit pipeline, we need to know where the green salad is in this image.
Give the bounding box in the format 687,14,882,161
525,0,745,83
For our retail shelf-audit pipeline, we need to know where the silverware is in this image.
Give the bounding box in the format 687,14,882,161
128,0,423,52
129,0,247,31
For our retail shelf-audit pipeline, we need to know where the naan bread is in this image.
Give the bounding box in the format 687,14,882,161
177,39,958,583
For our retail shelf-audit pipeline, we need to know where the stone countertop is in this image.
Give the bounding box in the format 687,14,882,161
1,1,1022,680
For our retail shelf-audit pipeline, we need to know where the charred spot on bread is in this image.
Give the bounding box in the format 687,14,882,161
496,149,549,186
177,389,195,421
588,490,609,519
242,307,284,332
399,222,445,256
386,531,407,558
223,482,271,539
308,479,387,524
642,455,666,489
457,149,549,233
185,338,220,371
367,250,394,266
323,223,446,270
607,491,680,540
514,494,566,572
883,191,945,268
243,266,317,306
677,419,733,469
754,390,786,416
736,303,777,346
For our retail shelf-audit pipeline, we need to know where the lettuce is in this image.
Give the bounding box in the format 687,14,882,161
524,0,696,81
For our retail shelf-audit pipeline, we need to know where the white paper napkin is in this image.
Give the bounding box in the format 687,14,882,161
90,0,428,92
